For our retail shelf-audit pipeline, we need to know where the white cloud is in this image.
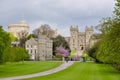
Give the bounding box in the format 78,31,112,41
0,0,115,36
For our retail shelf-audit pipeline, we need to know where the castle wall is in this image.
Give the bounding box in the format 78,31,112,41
8,19,29,39
70,26,94,51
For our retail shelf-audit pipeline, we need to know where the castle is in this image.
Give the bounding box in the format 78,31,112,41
25,35,53,61
8,19,100,60
68,26,94,51
8,19,53,61
8,19,29,39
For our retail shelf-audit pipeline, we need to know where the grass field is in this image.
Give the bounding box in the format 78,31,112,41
24,62,120,80
0,61,62,78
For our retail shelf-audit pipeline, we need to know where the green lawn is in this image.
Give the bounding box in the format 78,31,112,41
0,61,62,78
24,62,120,80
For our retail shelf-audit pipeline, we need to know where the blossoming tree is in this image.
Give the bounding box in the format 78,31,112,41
56,45,69,61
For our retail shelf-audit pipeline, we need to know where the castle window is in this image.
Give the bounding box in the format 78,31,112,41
81,40,82,43
35,50,36,53
27,45,29,48
31,50,32,53
73,39,75,43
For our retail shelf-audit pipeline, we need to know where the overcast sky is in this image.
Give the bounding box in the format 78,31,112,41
0,0,115,36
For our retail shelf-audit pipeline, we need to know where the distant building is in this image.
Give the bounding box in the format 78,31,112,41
65,26,100,51
25,38,37,60
8,19,29,39
25,36,53,61
69,26,94,50
37,34,53,60
65,37,70,45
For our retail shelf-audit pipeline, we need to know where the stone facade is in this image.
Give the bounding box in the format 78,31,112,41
69,26,94,51
8,19,29,39
25,38,37,60
25,36,53,61
37,35,53,60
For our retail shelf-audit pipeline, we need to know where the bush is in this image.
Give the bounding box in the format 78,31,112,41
2,47,29,62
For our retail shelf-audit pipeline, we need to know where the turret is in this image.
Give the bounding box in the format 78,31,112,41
85,26,94,49
70,25,79,50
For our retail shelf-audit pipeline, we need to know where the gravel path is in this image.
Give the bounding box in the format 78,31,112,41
0,61,74,80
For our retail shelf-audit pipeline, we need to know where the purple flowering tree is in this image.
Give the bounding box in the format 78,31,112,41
56,45,69,61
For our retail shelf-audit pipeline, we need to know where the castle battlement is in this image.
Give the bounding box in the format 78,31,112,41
70,25,94,50
85,26,94,31
70,25,78,31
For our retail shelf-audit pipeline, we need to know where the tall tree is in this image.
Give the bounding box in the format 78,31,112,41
17,30,28,48
0,26,11,62
26,34,37,40
33,24,57,38
96,0,120,66
9,33,17,41
51,35,70,55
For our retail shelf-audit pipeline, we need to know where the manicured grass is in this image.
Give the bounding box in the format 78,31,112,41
24,62,120,80
0,61,62,78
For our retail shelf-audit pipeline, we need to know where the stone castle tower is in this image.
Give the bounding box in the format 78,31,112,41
8,19,29,39
70,26,93,50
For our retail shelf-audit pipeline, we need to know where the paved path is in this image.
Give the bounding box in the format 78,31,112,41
0,61,74,80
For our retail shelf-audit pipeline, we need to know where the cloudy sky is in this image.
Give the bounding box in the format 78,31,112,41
0,0,115,36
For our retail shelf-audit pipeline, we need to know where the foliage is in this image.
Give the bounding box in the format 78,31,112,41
33,24,56,38
2,47,29,62
0,26,11,62
56,45,69,57
9,33,18,41
17,30,28,48
27,34,37,40
87,41,101,62
51,35,70,55
95,0,120,69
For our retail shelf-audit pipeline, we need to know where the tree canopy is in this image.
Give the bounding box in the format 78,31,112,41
33,24,56,38
0,26,11,62
51,35,70,55
88,0,120,70
2,47,29,62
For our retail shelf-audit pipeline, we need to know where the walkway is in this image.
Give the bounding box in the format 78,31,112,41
0,61,74,80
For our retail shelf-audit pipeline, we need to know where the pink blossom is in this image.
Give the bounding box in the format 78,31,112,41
56,46,69,57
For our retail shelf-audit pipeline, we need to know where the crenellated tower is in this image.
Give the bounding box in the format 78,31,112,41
70,25,79,50
85,26,94,50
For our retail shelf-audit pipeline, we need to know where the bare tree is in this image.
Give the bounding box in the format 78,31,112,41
17,30,28,48
33,24,57,38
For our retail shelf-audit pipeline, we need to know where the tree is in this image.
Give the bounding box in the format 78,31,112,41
87,41,101,62
96,0,120,69
0,26,11,62
33,24,57,38
9,33,18,41
17,30,28,48
56,45,70,61
51,35,70,55
2,47,29,62
26,34,37,40
56,45,69,57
